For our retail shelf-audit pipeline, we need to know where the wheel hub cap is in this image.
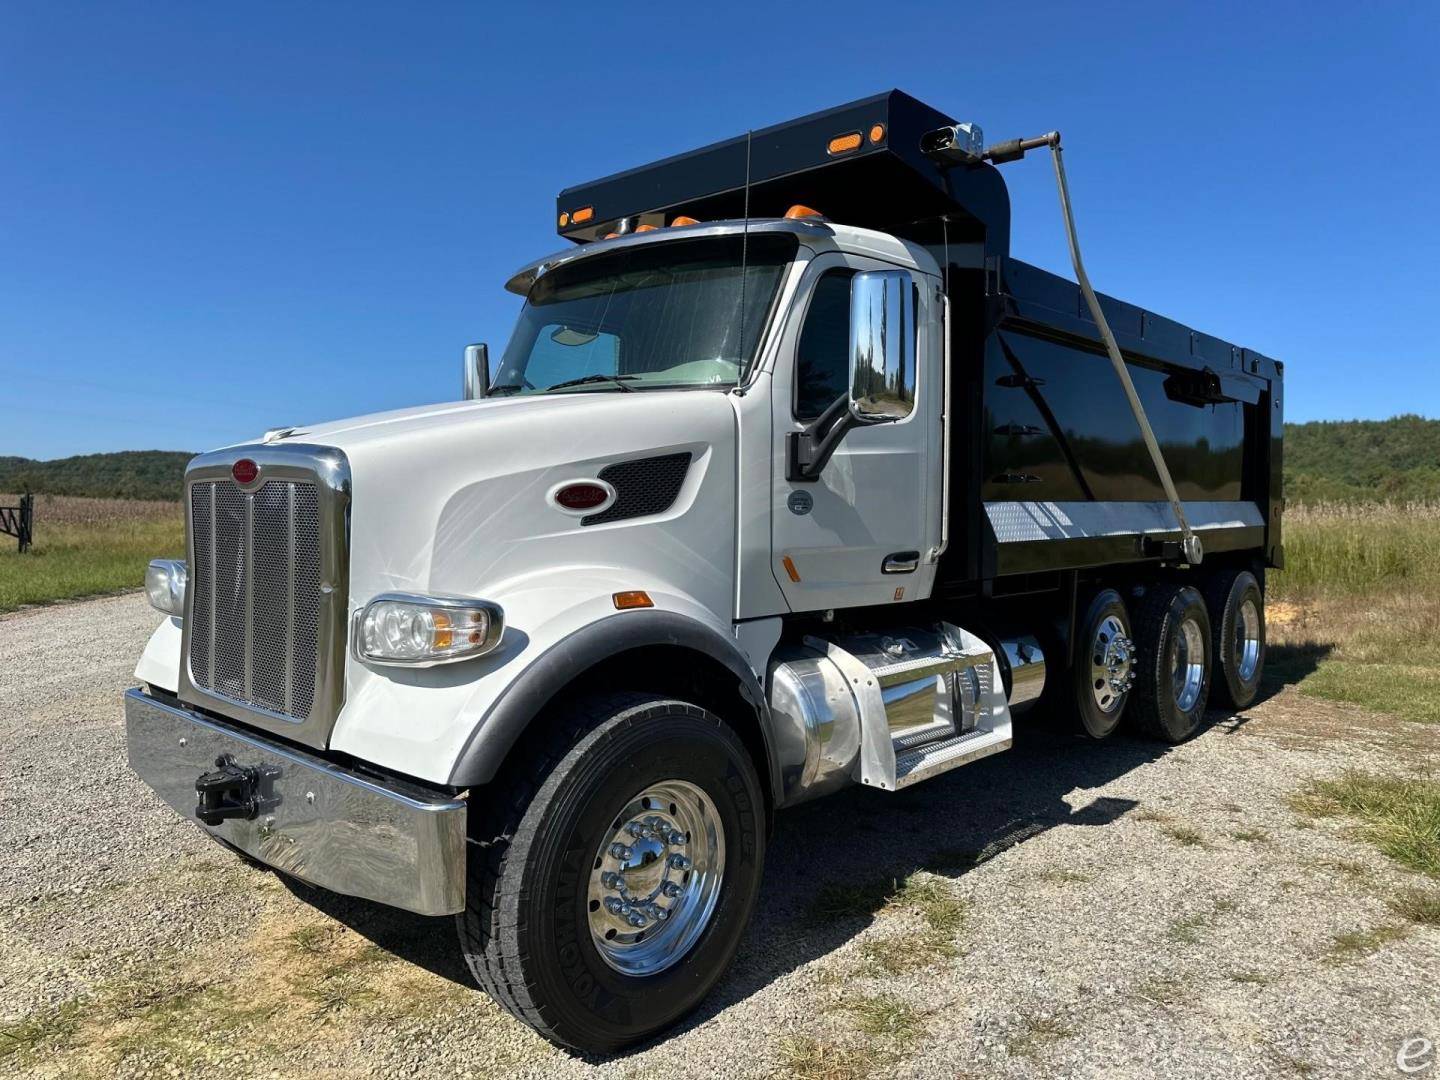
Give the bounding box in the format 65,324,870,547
1234,598,1261,683
587,780,724,976
1090,615,1135,712
1172,615,1207,712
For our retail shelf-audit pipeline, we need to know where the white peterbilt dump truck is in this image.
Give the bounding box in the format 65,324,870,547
127,91,1283,1052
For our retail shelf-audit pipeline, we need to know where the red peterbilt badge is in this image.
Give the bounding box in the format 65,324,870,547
231,458,259,485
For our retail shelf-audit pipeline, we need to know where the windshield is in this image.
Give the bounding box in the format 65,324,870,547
491,234,796,396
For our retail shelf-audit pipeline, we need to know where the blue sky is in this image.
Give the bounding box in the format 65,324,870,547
2,2,1435,459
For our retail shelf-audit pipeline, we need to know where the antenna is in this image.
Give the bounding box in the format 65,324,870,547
737,129,752,368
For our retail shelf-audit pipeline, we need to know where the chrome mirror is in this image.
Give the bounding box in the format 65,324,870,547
849,270,916,422
463,343,489,400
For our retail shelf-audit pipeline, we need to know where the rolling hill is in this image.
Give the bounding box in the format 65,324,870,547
1284,415,1440,504
0,450,193,501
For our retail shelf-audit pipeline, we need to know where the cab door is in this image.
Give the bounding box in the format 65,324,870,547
769,253,943,611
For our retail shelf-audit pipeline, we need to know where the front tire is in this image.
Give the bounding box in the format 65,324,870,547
1128,583,1213,743
456,692,766,1054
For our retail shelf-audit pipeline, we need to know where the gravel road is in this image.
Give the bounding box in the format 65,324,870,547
2,592,1437,1079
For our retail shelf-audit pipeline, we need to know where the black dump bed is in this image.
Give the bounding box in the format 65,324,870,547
561,91,1284,581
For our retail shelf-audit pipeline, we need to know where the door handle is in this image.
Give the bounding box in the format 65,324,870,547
882,551,920,575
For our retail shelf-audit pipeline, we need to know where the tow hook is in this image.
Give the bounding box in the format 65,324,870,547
195,754,279,826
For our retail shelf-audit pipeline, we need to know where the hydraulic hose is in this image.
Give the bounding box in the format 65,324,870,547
1041,137,1202,564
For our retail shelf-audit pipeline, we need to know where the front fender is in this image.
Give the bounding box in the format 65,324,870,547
328,572,766,789
445,606,775,791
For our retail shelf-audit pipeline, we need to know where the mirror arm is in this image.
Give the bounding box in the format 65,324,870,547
787,393,855,482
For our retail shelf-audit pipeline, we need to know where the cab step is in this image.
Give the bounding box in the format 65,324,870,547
894,726,1011,788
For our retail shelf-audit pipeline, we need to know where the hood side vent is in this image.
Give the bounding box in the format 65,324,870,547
582,452,692,526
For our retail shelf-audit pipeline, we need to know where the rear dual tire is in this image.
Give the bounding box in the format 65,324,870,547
1128,584,1213,743
1204,569,1266,711
1068,588,1136,739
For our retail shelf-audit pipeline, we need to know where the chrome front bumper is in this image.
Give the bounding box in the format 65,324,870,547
124,688,467,916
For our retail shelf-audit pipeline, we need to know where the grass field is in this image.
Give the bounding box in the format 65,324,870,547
1269,502,1440,725
0,495,183,614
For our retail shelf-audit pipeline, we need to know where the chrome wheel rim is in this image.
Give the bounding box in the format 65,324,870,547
587,780,725,977
1171,616,1207,712
1089,613,1134,713
1234,598,1261,682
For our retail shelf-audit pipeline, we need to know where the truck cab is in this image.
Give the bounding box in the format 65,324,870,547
126,90,1282,1054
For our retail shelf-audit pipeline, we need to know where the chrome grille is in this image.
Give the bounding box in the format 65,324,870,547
189,479,321,721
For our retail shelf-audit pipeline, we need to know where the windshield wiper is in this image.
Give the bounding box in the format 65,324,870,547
486,384,526,397
546,373,638,392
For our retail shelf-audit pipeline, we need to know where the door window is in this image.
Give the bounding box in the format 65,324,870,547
793,270,855,421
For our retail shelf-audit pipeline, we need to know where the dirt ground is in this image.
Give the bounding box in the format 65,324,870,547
2,592,1437,1079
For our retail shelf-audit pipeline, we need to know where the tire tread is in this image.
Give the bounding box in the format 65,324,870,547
455,690,664,1047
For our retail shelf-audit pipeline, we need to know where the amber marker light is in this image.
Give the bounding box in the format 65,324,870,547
571,206,595,224
827,132,862,155
558,211,570,227
613,591,654,610
869,123,886,144
784,205,823,220
634,224,658,232
671,215,700,226
782,556,801,583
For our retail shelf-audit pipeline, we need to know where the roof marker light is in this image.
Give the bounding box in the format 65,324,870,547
634,224,658,232
671,215,700,226
869,123,886,144
571,206,595,224
827,132,862,155
558,211,570,227
784,204,823,220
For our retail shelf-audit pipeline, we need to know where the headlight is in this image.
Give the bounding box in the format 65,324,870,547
145,559,187,616
355,593,504,666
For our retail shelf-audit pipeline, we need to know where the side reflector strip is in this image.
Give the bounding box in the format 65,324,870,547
782,556,801,583
613,591,654,610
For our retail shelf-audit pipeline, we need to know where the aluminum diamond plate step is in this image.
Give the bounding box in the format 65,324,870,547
893,727,1011,789
891,720,960,753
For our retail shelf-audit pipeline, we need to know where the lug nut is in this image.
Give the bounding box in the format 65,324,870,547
601,871,624,890
668,854,691,871
604,897,625,915
626,910,647,928
609,843,632,861
661,881,683,898
666,830,685,846
625,821,647,838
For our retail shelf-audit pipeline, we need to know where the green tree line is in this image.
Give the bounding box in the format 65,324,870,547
0,451,194,501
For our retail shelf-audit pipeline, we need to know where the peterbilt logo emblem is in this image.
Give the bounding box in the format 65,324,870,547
231,459,260,486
